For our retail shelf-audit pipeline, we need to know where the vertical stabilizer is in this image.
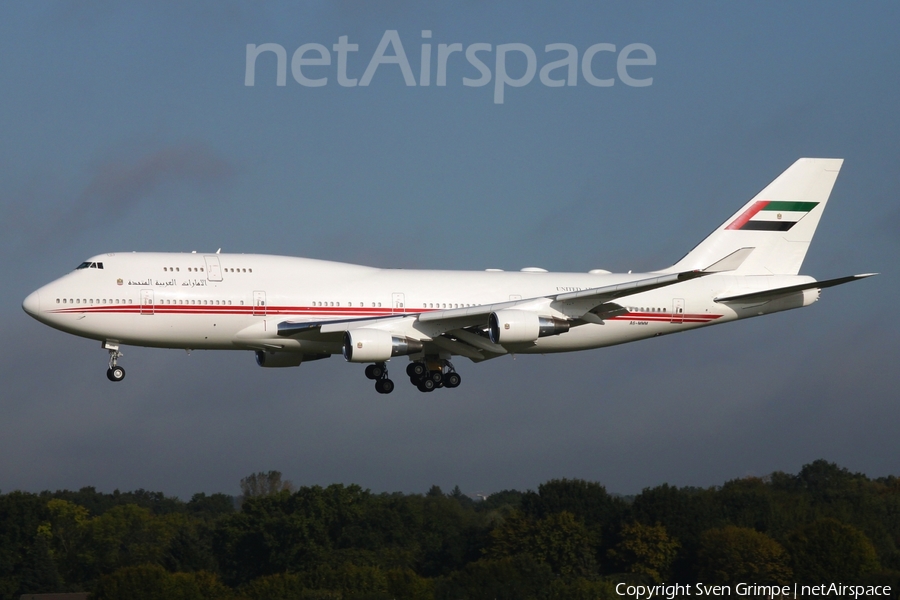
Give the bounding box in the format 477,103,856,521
664,158,843,275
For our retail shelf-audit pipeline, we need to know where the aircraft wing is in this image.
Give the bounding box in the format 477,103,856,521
714,273,876,304
277,268,709,339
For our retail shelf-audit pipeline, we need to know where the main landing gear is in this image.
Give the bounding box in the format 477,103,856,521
105,342,125,382
406,359,461,393
364,359,462,394
365,362,395,394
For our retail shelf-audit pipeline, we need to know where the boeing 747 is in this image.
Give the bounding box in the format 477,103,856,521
22,158,874,393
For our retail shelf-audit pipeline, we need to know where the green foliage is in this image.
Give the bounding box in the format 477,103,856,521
436,554,552,600
696,525,792,585
240,471,294,500
608,522,680,583
786,518,880,583
547,577,619,600
3,460,900,599
92,564,232,600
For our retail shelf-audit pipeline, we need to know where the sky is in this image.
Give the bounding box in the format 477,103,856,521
1,1,898,500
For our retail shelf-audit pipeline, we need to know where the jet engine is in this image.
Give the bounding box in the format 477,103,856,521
342,329,424,362
488,310,570,344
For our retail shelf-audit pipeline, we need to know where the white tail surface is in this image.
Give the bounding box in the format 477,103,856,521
664,158,843,275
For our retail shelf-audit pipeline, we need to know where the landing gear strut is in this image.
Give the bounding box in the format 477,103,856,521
407,358,461,392
365,362,394,394
105,342,125,382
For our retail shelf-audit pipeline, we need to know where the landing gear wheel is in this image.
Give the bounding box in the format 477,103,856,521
417,378,436,392
106,366,125,382
365,363,386,380
407,362,427,378
429,370,443,385
375,379,395,394
444,372,461,388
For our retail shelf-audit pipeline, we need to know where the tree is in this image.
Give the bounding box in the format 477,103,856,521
786,518,880,583
16,533,63,595
486,510,597,576
608,522,680,583
696,526,792,585
92,564,233,600
240,471,294,499
437,554,553,600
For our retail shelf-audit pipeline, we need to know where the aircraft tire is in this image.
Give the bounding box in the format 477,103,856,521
366,364,385,380
417,378,435,392
408,362,427,378
107,366,125,382
376,379,394,394
444,373,461,388
429,370,443,384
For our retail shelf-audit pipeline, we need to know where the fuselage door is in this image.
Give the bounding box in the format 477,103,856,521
392,293,405,314
253,291,267,316
141,289,154,315
671,298,685,324
204,255,223,282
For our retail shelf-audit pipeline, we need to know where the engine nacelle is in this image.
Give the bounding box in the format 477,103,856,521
489,310,570,344
255,350,304,368
342,329,424,363
255,351,331,368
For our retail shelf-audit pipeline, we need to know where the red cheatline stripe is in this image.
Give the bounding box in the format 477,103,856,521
725,201,770,230
47,307,722,323
48,305,434,317
610,313,721,323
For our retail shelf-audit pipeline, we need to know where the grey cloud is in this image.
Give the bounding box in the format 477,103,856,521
1,143,233,252
74,143,233,221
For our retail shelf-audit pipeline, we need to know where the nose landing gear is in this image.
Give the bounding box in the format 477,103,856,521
105,342,125,382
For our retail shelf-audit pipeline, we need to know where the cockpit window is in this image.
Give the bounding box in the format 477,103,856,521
76,261,104,270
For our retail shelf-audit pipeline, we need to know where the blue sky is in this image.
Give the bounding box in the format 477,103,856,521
2,1,898,499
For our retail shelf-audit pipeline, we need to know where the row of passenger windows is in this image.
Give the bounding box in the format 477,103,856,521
424,303,474,309
156,299,243,305
308,302,476,309
161,267,253,273
628,306,674,313
313,301,382,308
57,298,247,306
58,298,130,304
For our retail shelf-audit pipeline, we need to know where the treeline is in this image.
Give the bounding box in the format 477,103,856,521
1,460,899,600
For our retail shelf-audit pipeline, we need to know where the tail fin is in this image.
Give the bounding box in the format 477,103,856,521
664,158,843,275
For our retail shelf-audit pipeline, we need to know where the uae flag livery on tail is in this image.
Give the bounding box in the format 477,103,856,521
725,201,819,231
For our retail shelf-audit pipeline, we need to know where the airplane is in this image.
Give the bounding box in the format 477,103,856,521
22,158,874,394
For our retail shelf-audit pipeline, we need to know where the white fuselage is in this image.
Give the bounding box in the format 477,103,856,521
23,252,813,358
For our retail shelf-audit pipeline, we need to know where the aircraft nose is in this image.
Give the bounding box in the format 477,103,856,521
22,289,41,317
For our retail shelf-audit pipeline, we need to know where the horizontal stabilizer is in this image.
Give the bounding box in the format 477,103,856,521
715,273,876,304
